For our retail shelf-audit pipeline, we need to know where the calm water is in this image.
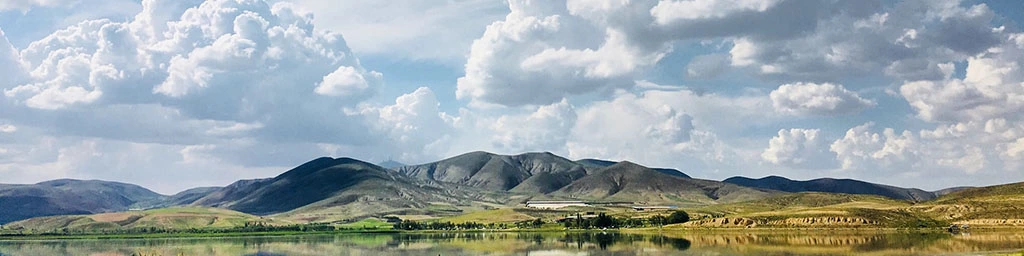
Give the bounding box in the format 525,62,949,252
0,231,1022,256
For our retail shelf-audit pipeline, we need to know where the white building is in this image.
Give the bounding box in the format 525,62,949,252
525,200,589,209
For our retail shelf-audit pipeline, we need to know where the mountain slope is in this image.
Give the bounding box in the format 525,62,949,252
0,179,166,224
397,151,588,193
553,162,772,204
576,159,691,178
723,176,936,201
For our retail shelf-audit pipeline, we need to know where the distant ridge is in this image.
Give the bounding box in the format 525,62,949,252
397,151,588,194
0,179,166,224
722,176,936,201
554,161,771,204
575,158,691,178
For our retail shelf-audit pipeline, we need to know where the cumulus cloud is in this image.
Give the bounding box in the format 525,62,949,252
900,35,1024,123
456,0,647,106
829,120,1024,180
2,0,385,144
762,128,836,169
357,87,456,162
770,82,875,116
830,123,919,172
488,99,576,154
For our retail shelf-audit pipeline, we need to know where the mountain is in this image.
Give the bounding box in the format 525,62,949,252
192,157,498,218
397,151,588,193
378,160,406,169
553,162,772,204
0,179,166,224
164,187,221,206
722,176,936,201
576,158,691,178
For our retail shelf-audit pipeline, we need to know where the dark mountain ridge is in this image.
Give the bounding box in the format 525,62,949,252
722,176,936,201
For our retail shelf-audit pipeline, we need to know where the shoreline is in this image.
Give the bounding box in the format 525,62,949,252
5,226,1017,241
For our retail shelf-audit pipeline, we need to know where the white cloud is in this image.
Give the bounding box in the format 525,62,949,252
762,128,836,169
900,36,1024,123
456,1,646,106
830,120,1024,180
566,90,741,173
830,122,918,172
314,66,381,98
0,124,16,133
3,0,386,144
488,99,576,154
770,82,875,116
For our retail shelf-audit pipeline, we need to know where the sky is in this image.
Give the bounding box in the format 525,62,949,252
1,0,1023,194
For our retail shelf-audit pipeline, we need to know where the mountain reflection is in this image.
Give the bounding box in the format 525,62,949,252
0,231,1022,256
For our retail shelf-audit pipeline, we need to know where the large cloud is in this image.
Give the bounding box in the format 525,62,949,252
900,33,1024,123
456,0,853,107
829,120,1024,182
770,82,875,116
2,0,385,145
762,128,836,169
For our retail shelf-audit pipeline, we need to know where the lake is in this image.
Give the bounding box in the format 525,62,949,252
0,231,1022,255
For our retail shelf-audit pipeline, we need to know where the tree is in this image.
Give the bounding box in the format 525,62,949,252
667,211,690,224
649,215,667,227
532,218,544,228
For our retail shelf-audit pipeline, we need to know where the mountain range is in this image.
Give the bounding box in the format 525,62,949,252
0,151,967,225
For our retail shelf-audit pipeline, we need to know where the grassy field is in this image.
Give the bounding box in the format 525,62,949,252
1,207,290,233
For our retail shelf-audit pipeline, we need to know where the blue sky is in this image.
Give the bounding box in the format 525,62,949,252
1,0,1023,194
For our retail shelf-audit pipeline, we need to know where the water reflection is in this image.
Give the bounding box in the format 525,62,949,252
0,231,1021,256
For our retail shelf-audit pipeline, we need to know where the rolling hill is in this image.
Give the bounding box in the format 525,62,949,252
553,161,773,204
0,179,167,224
723,176,936,201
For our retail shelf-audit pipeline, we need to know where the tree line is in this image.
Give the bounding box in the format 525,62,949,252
562,211,689,229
